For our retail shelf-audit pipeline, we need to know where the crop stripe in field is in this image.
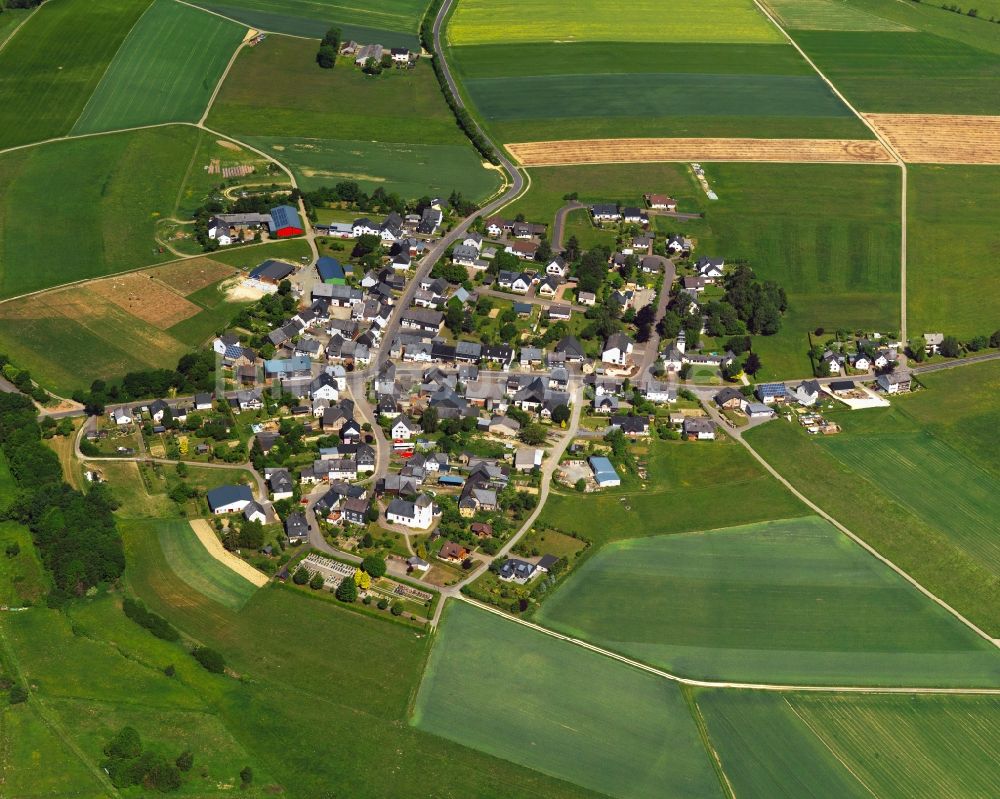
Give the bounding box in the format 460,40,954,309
68,0,157,134
782,698,881,797
0,2,39,55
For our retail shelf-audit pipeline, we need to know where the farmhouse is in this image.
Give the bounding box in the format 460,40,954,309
207,484,254,515
683,418,716,441
645,194,677,210
400,308,444,334
877,370,912,394
714,387,743,409
589,456,621,488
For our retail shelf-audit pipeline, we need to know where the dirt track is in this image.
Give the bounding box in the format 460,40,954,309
506,137,894,166
189,519,270,587
863,114,1000,164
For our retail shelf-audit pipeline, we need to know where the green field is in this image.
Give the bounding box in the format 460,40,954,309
763,0,913,31
0,6,34,49
536,516,1000,686
153,519,258,610
192,0,425,47
791,30,1000,114
745,377,1000,636
248,135,502,199
71,0,246,134
540,438,806,548
413,602,724,799
0,125,201,298
208,35,502,201
698,691,1000,798
907,165,1000,339
448,0,783,44
0,0,152,149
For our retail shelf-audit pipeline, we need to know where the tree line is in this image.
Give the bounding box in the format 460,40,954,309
0,393,124,600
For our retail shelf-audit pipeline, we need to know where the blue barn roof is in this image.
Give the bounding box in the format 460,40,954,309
316,256,345,281
269,205,302,231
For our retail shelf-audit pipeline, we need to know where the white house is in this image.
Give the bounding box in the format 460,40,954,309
602,332,634,366
243,501,268,524
111,407,132,426
683,417,716,441
510,273,533,294
792,380,821,407
265,468,294,501
391,416,419,440
351,218,380,238
386,494,434,530
546,256,568,277
206,484,254,515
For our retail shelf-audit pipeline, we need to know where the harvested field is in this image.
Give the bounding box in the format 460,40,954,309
88,272,200,328
864,114,1000,164
507,137,893,165
146,257,237,295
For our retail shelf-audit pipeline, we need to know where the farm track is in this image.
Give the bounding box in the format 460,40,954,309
864,114,1000,164
507,137,894,166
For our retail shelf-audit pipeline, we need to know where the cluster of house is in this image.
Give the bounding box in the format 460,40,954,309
816,337,901,376
339,40,415,67
107,392,220,431
588,193,680,227
480,216,548,262
661,330,737,374
315,208,443,242
208,205,304,246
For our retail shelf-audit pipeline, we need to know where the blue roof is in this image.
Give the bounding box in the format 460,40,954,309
264,356,311,374
437,475,464,486
316,256,345,281
588,456,620,484
756,382,789,397
269,205,302,231
206,484,253,512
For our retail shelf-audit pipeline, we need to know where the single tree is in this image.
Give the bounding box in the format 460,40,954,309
362,554,387,578
176,750,195,772
309,572,325,590
574,478,586,492
551,404,570,424
240,766,254,786
336,576,357,603
744,352,762,376
940,336,961,358
292,565,309,585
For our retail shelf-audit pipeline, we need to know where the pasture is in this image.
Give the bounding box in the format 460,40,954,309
447,0,783,44
71,0,245,134
745,418,1000,636
413,602,724,799
762,0,912,31
192,0,424,47
0,0,151,149
540,438,806,548
248,135,502,200
0,256,249,395
0,125,200,298
907,165,1000,338
698,690,1000,798
536,517,1000,686
154,519,259,609
0,6,34,49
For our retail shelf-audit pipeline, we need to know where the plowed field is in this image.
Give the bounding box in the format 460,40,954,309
864,114,1000,163
507,137,893,165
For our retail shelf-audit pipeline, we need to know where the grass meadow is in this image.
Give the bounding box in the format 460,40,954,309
745,399,1000,637
0,0,152,149
447,0,783,45
413,602,725,799
698,690,1000,798
192,0,425,47
71,0,246,134
539,438,806,548
208,36,502,201
0,5,34,49
762,0,913,31
907,165,1000,339
536,516,1000,686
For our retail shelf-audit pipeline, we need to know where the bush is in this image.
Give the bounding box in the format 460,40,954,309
240,766,253,786
390,600,404,616
176,750,194,772
8,684,28,705
123,597,179,642
574,478,586,492
309,572,324,590
377,598,389,610
191,646,226,674
163,664,175,678
336,576,357,603
104,726,142,759
362,554,386,578
292,565,309,585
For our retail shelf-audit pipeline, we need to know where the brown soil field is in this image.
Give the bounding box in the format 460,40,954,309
506,138,894,166
146,257,236,295
88,272,201,329
863,114,1000,164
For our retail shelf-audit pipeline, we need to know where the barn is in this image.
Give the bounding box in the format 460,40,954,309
316,256,346,285
268,205,304,238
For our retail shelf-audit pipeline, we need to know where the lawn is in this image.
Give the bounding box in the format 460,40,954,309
0,0,152,148
191,0,425,47
0,125,201,299
698,690,1000,798
71,0,246,135
247,135,502,200
687,162,902,379
536,516,1000,686
907,165,1000,339
447,0,783,44
744,415,1000,636
540,439,806,550
413,601,724,799
152,518,259,610
0,520,49,608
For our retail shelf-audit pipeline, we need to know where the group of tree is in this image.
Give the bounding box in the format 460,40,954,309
907,329,1000,362
0,393,124,599
101,726,191,792
0,356,49,404
191,646,226,674
316,26,340,68
722,264,787,335
122,598,179,642
222,518,265,551
426,47,498,164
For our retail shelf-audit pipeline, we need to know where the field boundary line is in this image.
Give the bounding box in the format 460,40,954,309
682,687,737,799
198,11,249,127
456,597,1000,693
733,429,1000,649
782,698,881,797
175,0,316,40
0,0,41,55
67,0,159,135
748,0,908,342
189,519,269,587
